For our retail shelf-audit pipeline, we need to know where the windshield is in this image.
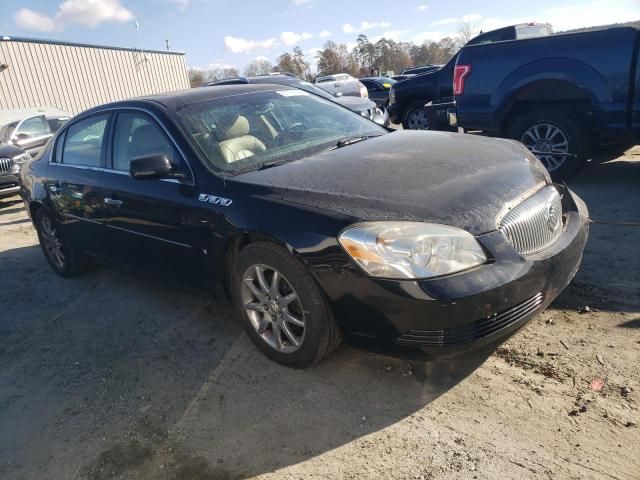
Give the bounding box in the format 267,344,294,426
175,89,386,174
0,122,17,143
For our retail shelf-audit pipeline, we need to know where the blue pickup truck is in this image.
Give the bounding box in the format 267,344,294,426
451,26,640,180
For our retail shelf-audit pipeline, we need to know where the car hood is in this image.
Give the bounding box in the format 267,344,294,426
233,131,549,235
333,96,376,112
0,143,25,157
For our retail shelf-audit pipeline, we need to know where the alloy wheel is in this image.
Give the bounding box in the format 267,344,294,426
241,264,306,353
406,108,428,130
520,123,569,172
40,216,65,270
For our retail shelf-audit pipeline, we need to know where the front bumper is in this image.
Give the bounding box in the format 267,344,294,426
315,186,589,356
0,174,20,198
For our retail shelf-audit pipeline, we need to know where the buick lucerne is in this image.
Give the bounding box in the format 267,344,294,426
19,85,589,367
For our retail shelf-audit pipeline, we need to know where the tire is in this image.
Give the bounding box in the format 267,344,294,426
232,242,341,368
35,208,91,277
509,109,588,181
402,103,429,130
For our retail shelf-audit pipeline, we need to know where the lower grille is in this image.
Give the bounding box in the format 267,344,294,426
499,186,563,255
0,157,12,174
396,293,544,347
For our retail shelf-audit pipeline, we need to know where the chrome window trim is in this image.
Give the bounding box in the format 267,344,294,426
13,114,51,140
49,106,196,185
63,213,192,248
48,162,181,184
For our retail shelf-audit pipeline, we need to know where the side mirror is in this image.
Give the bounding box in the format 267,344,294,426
11,132,31,147
129,154,173,180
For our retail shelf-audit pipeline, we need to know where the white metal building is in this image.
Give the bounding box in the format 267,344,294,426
0,36,190,115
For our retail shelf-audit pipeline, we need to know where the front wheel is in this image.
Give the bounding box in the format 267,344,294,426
509,109,588,181
232,242,341,368
403,105,429,130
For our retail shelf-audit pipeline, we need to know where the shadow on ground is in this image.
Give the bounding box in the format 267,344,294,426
0,244,493,480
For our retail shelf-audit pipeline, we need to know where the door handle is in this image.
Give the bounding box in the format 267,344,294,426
104,197,123,207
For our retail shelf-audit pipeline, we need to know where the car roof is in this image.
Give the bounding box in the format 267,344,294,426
0,106,70,126
79,84,292,116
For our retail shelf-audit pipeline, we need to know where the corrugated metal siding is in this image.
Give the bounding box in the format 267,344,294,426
0,39,189,115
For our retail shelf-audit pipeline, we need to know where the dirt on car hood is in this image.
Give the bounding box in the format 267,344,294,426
234,130,549,235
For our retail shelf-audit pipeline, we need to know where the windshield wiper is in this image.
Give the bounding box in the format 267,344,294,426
325,135,382,151
257,159,291,170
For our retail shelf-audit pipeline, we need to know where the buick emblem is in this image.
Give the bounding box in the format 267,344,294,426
547,203,560,232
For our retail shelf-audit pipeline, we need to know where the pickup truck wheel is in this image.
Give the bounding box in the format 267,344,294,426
403,106,429,130
232,242,341,368
509,110,587,181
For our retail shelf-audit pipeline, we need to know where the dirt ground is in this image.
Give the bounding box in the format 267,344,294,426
0,146,638,480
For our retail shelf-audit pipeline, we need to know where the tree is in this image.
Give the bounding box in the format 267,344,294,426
206,67,239,82
244,59,273,77
292,46,310,79
316,41,342,76
457,20,480,47
188,68,204,88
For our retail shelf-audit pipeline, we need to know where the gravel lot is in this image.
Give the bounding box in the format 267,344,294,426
0,146,638,480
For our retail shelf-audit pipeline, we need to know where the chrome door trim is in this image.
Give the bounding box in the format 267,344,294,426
48,163,182,184
63,213,192,248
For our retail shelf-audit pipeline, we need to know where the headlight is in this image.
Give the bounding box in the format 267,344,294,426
339,222,487,279
389,88,396,105
360,85,368,98
12,152,30,164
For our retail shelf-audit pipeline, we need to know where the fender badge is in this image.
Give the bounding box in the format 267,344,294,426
198,193,232,207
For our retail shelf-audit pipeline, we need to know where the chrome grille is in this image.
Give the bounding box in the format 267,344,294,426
0,157,12,174
499,186,563,255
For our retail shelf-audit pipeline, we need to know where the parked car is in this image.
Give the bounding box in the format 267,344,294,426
314,73,369,98
449,26,640,180
0,107,70,157
19,84,588,368
360,77,397,108
0,144,30,200
388,23,552,129
401,65,442,75
208,74,388,126
392,74,413,82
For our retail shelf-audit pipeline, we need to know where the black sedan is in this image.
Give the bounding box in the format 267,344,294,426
360,77,396,108
19,84,589,368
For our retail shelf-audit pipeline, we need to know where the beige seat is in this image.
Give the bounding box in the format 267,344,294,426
218,115,266,163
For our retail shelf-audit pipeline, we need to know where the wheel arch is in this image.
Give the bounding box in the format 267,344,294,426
220,230,300,302
494,57,610,131
499,79,593,133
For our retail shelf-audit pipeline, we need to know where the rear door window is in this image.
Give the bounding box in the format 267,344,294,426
62,114,109,167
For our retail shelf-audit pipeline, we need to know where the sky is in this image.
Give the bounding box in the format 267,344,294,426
2,0,639,72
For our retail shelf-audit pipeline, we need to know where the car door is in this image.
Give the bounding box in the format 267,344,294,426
45,113,111,257
362,80,385,107
12,115,52,157
98,109,203,287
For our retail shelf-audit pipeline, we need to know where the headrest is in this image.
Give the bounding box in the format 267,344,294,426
221,115,250,139
129,124,167,157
